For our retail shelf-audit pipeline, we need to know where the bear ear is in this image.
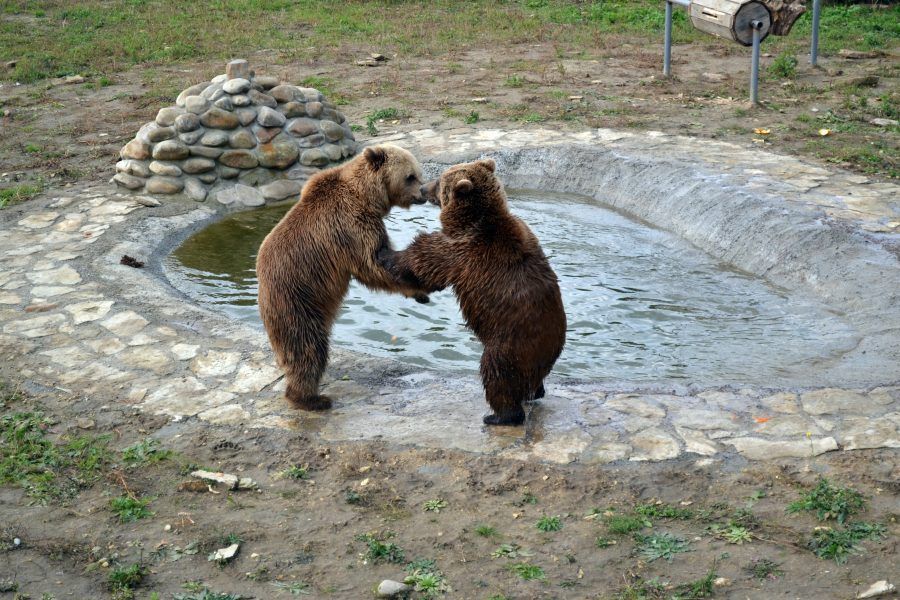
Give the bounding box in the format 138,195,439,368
453,179,474,196
364,146,387,172
478,158,496,173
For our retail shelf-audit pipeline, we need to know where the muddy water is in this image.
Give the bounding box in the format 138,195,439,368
165,190,857,386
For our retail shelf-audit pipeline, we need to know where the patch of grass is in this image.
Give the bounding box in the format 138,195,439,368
0,184,42,209
606,513,651,535
404,559,450,597
365,107,402,136
464,110,480,124
806,522,887,564
595,536,616,549
475,525,498,537
356,531,405,564
767,52,798,79
506,562,546,581
635,503,693,520
423,498,448,513
787,478,867,524
519,491,538,505
670,570,716,599
745,558,784,580
121,439,172,467
108,563,147,592
536,515,562,532
634,532,690,562
270,581,311,595
614,576,667,600
281,465,309,480
504,74,524,88
344,489,363,504
109,495,153,523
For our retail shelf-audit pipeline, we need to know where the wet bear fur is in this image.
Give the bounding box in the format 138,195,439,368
381,159,566,425
256,144,428,411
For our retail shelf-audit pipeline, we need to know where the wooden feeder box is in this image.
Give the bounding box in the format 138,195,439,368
690,0,773,46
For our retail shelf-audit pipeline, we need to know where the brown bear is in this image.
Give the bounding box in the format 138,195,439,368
380,159,566,425
256,144,429,411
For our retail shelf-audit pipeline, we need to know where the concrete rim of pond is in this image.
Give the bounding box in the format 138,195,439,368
1,127,898,465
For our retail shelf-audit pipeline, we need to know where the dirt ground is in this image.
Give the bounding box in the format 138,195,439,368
1,29,899,600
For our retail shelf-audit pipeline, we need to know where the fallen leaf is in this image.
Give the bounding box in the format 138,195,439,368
754,416,771,423
753,128,771,135
818,128,831,136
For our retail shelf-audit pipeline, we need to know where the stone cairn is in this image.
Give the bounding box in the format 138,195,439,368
113,59,357,208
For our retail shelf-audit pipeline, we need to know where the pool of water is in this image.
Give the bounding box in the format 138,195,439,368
165,190,859,386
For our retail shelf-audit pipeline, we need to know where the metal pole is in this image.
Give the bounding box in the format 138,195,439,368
663,1,673,76
750,21,762,104
810,0,821,66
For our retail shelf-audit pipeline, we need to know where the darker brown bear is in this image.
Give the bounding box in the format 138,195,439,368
256,144,428,411
382,159,566,425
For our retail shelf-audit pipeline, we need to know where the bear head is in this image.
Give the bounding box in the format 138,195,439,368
363,144,425,210
426,159,504,234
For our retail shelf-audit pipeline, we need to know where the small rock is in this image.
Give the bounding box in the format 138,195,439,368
76,417,95,429
870,118,898,127
248,89,277,108
116,160,150,178
220,149,259,169
305,101,323,118
120,138,151,160
713,577,731,587
179,130,204,145
113,173,145,190
224,77,251,94
174,113,201,133
216,183,265,207
209,543,240,563
356,59,380,67
199,107,240,130
211,73,228,84
254,75,279,89
257,139,299,168
218,165,241,179
145,176,184,195
319,119,344,142
184,178,208,202
64,74,85,84
134,195,161,207
229,129,256,149
200,83,224,100
257,106,286,127
200,130,230,147
282,101,306,118
182,157,216,174
232,94,251,107
236,107,257,126
297,133,325,148
226,59,251,80
858,580,896,599
149,161,182,177
300,148,329,167
184,95,210,115
269,85,298,102
254,126,282,144
147,126,176,143
287,118,319,137
155,106,184,127
120,255,144,268
214,96,234,111
376,580,411,597
191,470,239,488
702,72,727,83
151,140,190,161
190,145,224,159
176,82,207,107
260,179,303,201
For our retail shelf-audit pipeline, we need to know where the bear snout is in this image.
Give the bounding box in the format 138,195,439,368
420,180,439,206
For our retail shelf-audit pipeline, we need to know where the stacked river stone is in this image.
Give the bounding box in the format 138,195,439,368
113,59,357,207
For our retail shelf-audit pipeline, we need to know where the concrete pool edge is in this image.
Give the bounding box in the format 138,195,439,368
0,127,898,465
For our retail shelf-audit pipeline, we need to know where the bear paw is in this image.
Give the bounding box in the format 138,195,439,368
483,411,525,426
289,394,333,411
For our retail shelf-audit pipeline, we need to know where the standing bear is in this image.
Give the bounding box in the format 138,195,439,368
257,144,429,411
380,159,567,425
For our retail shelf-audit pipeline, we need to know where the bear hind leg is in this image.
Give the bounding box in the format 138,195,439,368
481,354,527,426
282,335,332,411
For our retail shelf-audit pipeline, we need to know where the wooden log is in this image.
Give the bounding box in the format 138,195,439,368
761,0,807,36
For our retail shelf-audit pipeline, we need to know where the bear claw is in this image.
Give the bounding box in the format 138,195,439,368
483,412,525,426
288,394,333,411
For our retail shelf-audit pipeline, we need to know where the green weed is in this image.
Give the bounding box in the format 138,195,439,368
475,525,498,537
670,570,716,599
108,563,147,592
0,184,42,209
281,465,309,480
404,559,450,597
365,107,402,136
423,498,448,513
464,110,480,124
635,503,693,520
536,515,562,532
806,522,886,564
606,514,651,535
121,439,172,467
507,562,546,581
768,52,798,79
491,543,533,559
356,531,405,564
787,478,867,524
173,590,249,600
109,495,153,522
595,536,616,548
634,532,690,562
745,558,784,580
270,581,311,595
504,74,524,87
519,492,538,505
